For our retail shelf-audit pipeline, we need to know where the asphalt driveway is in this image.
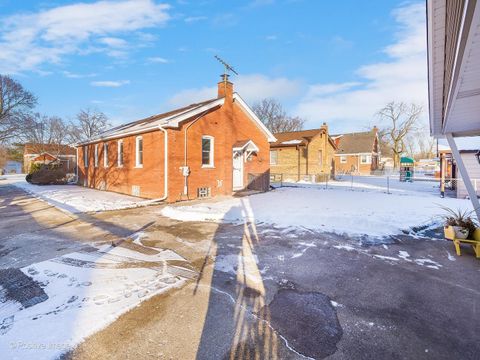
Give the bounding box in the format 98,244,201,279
1,183,479,359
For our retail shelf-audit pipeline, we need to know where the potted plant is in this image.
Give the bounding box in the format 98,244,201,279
440,206,478,240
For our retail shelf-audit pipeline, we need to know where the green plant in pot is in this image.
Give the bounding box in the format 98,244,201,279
440,206,478,240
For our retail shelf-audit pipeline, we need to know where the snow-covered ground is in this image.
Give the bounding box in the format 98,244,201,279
3,175,146,213
162,177,473,237
0,242,190,360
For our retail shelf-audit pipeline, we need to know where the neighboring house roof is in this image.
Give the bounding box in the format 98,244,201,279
332,130,377,154
271,128,335,148
24,143,76,156
32,153,58,162
78,93,276,145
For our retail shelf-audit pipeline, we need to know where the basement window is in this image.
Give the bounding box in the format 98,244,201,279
202,136,214,167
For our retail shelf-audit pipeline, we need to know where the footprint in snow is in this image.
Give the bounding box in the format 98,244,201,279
93,295,109,305
44,270,59,277
0,315,14,335
67,295,78,304
27,268,39,276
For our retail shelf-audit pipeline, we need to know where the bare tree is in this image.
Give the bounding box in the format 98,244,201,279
22,113,70,156
0,75,37,142
377,102,422,168
252,98,305,133
70,108,110,142
417,133,436,159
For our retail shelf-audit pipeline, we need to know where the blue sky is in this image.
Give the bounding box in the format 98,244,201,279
0,0,428,133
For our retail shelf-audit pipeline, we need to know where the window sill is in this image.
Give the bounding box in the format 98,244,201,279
201,165,215,169
117,165,123,168
134,165,143,169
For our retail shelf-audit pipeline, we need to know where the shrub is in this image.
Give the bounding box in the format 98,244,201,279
29,162,42,174
28,164,68,185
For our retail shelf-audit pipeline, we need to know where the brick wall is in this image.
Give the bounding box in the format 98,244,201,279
166,94,270,202
270,132,335,180
334,154,372,174
78,130,165,199
77,84,271,202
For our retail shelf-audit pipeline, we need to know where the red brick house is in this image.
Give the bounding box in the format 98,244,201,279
332,127,380,175
76,78,276,202
24,143,77,173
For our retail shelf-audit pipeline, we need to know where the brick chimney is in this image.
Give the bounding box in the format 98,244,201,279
321,122,328,133
218,74,233,99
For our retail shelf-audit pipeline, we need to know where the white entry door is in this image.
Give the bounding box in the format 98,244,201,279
232,151,244,190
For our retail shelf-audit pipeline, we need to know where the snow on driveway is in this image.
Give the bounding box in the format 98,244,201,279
161,183,473,237
0,244,190,360
5,175,144,213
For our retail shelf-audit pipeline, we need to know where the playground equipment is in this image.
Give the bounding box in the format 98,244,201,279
399,157,414,182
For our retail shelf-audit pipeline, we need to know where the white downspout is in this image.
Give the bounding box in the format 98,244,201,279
446,133,480,222
157,126,168,201
75,147,79,183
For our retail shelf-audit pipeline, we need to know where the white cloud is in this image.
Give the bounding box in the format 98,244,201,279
168,74,302,107
99,37,128,48
295,2,428,131
0,0,170,74
62,70,97,78
91,80,130,87
184,16,207,23
147,56,169,63
265,35,277,41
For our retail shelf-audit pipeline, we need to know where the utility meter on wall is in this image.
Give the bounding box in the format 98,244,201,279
181,166,190,176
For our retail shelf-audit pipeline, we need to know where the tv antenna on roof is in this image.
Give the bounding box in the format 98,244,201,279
214,55,238,82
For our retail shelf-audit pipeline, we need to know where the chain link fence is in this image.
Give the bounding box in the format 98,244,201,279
270,172,480,198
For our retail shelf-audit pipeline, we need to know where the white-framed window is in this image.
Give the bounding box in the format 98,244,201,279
360,154,372,164
270,150,278,165
94,144,99,167
340,155,347,164
135,136,143,167
201,136,214,167
117,140,124,167
103,143,108,167
84,146,88,168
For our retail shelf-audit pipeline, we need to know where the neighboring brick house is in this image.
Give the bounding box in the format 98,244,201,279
24,143,77,173
332,128,380,175
76,77,276,202
270,124,337,181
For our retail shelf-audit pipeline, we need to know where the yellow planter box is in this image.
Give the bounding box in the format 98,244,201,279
444,226,480,258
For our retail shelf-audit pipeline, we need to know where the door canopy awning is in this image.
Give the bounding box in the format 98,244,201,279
233,140,259,161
